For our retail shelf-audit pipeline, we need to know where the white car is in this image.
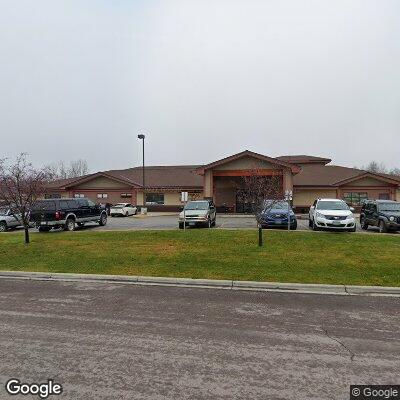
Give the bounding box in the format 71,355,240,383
110,203,137,217
0,207,25,232
309,198,356,232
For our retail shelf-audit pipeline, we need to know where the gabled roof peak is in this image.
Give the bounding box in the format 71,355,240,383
197,150,301,174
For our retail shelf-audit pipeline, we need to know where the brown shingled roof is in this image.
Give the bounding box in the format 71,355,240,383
105,165,204,188
46,176,87,189
293,164,374,186
46,158,400,190
277,155,332,164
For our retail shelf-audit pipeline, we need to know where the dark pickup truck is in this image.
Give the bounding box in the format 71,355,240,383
30,198,107,232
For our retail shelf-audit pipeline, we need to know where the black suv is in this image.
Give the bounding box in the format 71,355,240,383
30,198,107,232
360,200,400,233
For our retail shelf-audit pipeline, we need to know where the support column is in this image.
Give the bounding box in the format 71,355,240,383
203,170,214,199
283,169,293,193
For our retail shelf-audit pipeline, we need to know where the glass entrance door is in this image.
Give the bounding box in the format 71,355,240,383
235,189,253,213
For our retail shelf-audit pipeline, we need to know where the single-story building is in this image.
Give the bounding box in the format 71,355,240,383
45,150,400,212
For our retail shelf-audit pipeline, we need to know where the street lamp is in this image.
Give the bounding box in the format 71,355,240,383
137,134,145,207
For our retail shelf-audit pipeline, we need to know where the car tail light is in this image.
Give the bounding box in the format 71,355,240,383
55,211,62,220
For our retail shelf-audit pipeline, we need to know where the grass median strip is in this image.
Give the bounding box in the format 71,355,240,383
0,230,399,286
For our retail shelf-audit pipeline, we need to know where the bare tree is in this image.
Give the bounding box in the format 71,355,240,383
363,161,387,174
47,159,89,179
389,167,400,177
238,165,284,246
359,161,400,177
68,159,89,177
0,154,52,244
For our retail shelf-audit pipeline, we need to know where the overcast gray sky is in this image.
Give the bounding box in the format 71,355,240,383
1,0,399,172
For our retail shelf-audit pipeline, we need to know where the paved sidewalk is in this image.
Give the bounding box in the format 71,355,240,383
1,271,399,297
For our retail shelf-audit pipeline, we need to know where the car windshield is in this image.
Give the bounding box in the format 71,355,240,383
0,208,9,216
184,201,209,210
379,203,400,212
317,201,349,210
113,204,127,208
264,201,288,210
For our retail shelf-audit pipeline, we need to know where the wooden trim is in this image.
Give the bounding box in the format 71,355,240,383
335,172,400,186
340,186,395,190
212,169,283,177
294,186,339,189
68,187,133,191
64,172,142,189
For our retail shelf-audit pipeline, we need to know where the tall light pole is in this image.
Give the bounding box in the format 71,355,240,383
137,134,145,207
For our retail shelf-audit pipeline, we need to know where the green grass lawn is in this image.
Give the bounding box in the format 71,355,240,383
0,230,399,286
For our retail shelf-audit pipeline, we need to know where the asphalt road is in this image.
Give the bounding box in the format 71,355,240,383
0,279,399,399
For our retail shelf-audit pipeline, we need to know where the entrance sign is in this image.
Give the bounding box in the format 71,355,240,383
285,190,293,231
181,192,189,230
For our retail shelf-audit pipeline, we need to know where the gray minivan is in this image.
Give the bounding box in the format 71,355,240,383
178,200,217,229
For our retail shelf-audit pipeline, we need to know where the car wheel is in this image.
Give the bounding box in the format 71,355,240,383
308,219,312,228
99,213,107,226
179,222,184,229
65,218,76,231
0,221,8,232
360,216,368,230
38,226,50,232
379,220,388,233
292,221,298,230
312,220,319,231
125,211,129,217
349,225,356,233
207,218,212,228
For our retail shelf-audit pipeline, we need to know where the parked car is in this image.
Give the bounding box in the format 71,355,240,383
178,200,216,228
260,200,297,230
360,200,400,233
0,207,25,232
30,198,107,232
110,203,137,217
309,198,356,232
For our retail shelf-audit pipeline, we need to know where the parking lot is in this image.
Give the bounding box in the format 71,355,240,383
3,213,397,234
98,213,387,233
30,213,393,233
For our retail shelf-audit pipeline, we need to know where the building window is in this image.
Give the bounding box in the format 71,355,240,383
97,193,108,199
189,192,201,201
121,193,132,199
74,193,85,198
45,193,61,199
145,193,164,205
379,193,390,200
343,192,368,205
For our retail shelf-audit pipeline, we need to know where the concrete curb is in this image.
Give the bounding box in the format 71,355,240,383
0,271,399,297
